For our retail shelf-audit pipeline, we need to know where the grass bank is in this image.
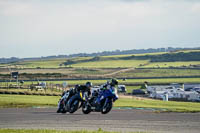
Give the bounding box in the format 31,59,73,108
0,94,59,108
0,89,61,96
0,129,146,133
1,94,200,112
115,98,200,113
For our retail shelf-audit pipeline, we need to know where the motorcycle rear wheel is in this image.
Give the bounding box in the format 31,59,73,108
68,98,79,113
82,103,91,114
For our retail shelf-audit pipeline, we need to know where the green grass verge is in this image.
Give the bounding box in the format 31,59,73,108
115,98,200,113
0,129,146,133
1,94,200,113
0,94,59,108
0,89,61,94
7,59,67,69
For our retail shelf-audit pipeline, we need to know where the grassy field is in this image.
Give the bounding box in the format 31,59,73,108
0,52,165,69
1,68,200,81
116,69,200,78
1,94,200,112
141,61,200,68
0,89,62,95
102,52,168,58
71,60,149,68
0,94,59,108
0,129,146,133
0,68,116,75
115,97,200,113
5,57,94,69
72,68,117,75
13,59,67,68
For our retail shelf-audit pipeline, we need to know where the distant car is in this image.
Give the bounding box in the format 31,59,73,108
91,86,100,94
132,89,145,95
193,87,200,93
118,85,127,93
185,87,200,93
185,88,193,91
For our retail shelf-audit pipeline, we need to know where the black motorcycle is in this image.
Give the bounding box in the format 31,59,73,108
57,88,76,113
67,90,89,113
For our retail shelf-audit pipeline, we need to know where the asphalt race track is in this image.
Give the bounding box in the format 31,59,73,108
0,108,200,133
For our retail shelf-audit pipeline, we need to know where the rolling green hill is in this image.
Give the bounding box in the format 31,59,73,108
63,51,200,68
1,50,200,69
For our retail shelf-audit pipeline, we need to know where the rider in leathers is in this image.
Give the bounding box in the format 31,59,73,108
96,79,119,105
75,81,92,96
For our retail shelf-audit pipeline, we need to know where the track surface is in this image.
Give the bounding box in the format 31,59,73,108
0,108,200,133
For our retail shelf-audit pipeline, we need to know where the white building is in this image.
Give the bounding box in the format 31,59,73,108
147,85,200,102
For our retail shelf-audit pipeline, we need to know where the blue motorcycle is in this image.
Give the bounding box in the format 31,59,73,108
82,87,118,114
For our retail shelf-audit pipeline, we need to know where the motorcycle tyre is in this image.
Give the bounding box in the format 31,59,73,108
59,99,67,114
82,103,91,114
68,98,79,114
101,101,113,114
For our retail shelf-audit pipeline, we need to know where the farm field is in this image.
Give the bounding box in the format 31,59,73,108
1,68,200,80
141,61,200,68
115,69,200,78
71,60,149,68
13,59,67,68
0,50,200,85
101,51,168,58
0,52,165,69
0,68,116,75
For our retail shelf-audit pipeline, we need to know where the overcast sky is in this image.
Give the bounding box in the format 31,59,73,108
0,0,200,58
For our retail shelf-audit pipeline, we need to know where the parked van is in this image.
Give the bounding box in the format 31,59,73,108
118,85,127,93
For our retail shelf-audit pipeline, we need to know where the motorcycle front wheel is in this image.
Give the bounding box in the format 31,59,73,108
101,101,113,114
57,99,67,113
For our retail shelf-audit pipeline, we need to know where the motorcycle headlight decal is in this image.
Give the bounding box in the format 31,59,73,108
100,96,104,100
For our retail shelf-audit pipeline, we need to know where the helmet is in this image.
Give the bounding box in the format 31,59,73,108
86,82,92,88
110,78,118,86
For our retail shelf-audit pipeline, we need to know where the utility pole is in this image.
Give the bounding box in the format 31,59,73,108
7,66,12,88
